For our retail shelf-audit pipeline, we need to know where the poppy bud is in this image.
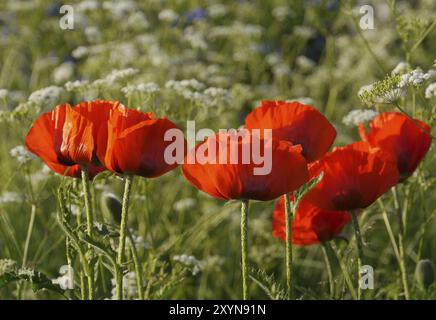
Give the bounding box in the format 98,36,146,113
100,192,122,224
415,259,435,290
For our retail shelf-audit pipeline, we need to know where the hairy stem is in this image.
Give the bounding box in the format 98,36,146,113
392,187,410,300
116,175,134,300
284,193,294,299
351,210,364,300
240,200,249,300
81,166,95,300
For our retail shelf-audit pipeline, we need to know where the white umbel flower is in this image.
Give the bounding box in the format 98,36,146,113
425,82,436,99
28,86,64,105
343,109,379,127
399,68,431,87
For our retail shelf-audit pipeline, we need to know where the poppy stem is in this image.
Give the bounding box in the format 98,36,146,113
284,193,294,299
321,242,335,299
80,166,95,300
351,210,364,300
116,174,134,300
392,187,410,300
240,199,249,300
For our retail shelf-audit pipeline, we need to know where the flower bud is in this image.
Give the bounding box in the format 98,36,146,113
100,192,122,224
415,259,435,289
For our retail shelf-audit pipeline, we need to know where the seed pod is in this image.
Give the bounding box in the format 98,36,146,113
100,191,122,224
415,259,435,290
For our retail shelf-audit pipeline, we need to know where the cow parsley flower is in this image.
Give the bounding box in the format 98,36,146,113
105,68,139,84
343,109,379,126
53,62,74,84
173,198,196,212
0,192,23,204
0,89,8,100
398,68,431,87
121,82,160,97
425,82,436,99
72,46,89,59
28,86,64,105
173,254,205,276
10,145,34,164
65,80,89,92
391,62,410,75
158,9,179,22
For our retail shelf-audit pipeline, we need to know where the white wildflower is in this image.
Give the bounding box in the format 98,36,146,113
272,6,293,21
399,68,431,87
105,68,139,84
52,265,74,290
391,62,410,75
111,271,144,299
184,29,208,50
72,46,89,59
65,80,89,92
294,26,314,38
76,0,99,12
103,0,136,18
53,62,74,84
273,63,291,78
173,254,205,276
207,4,227,18
127,12,149,29
425,82,436,99
158,9,179,22
121,82,160,97
0,89,8,100
266,53,281,66
173,198,196,212
10,145,34,164
85,26,102,43
296,56,316,71
28,86,64,105
0,192,23,204
343,109,379,126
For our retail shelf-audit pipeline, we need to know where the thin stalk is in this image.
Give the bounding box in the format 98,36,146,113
377,199,401,265
351,210,364,300
128,232,144,300
321,242,335,299
81,166,95,300
22,204,36,267
329,242,357,300
116,175,134,300
80,271,87,300
392,187,410,300
284,193,294,299
240,200,249,300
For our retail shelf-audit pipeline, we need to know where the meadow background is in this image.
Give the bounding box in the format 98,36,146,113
0,0,435,299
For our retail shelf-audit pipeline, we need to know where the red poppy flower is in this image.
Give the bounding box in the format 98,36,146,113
96,108,183,178
25,101,120,178
359,112,432,180
304,142,400,211
181,131,309,201
272,196,351,246
245,100,337,162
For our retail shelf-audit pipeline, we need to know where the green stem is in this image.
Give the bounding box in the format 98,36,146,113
321,242,334,299
240,200,249,300
128,232,144,300
81,166,95,300
351,210,364,300
378,199,401,265
392,187,410,300
329,242,357,299
22,204,36,267
116,175,134,300
284,193,294,299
